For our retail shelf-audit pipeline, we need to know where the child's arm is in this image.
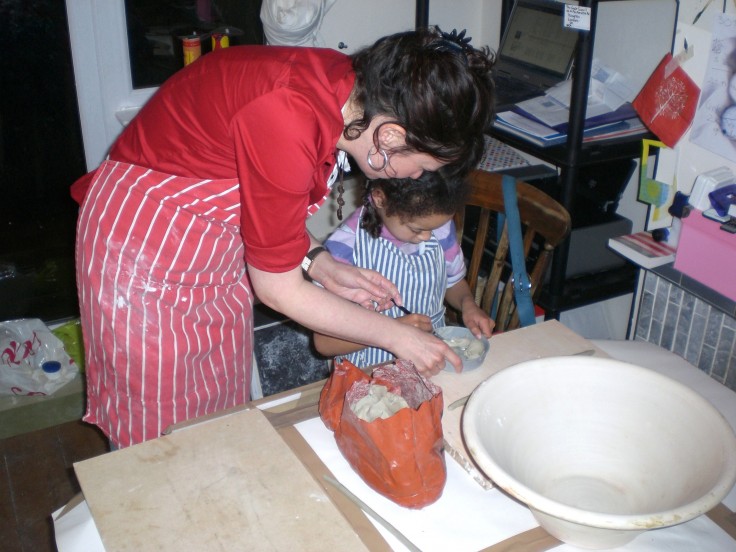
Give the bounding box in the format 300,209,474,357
313,332,365,358
444,280,495,338
313,313,435,357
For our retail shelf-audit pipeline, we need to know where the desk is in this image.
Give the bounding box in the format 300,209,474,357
58,321,736,551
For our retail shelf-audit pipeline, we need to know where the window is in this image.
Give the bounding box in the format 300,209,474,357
125,0,264,89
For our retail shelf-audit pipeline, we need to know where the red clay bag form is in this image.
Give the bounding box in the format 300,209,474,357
319,358,446,509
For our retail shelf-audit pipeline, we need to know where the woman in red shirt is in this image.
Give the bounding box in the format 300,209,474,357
73,27,495,448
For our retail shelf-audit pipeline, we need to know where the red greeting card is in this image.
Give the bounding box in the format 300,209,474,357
633,53,700,148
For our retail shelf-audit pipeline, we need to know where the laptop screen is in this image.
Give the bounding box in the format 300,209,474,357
496,0,578,86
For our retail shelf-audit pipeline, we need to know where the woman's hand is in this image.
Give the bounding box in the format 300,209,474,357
391,325,463,375
309,249,401,311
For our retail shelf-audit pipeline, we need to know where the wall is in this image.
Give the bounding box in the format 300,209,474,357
625,2,736,382
658,1,736,206
320,0,502,54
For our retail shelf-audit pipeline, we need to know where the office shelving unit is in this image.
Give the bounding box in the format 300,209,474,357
490,0,656,319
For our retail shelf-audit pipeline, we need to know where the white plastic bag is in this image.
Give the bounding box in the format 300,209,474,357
0,318,78,396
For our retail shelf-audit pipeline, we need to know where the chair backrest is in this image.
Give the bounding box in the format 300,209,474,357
454,170,571,332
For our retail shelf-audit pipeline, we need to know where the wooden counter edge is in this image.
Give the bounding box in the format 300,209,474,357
707,502,736,541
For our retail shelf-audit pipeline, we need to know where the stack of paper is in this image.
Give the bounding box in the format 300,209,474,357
493,59,648,148
494,110,645,148
608,231,676,269
513,97,638,133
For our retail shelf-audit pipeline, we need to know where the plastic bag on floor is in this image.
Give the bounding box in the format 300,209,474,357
0,318,78,396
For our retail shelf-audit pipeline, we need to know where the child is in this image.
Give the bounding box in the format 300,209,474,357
314,172,495,368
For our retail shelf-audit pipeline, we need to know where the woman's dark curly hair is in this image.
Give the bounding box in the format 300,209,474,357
346,27,496,180
360,172,469,238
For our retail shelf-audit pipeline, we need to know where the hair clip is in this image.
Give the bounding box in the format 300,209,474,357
435,27,473,54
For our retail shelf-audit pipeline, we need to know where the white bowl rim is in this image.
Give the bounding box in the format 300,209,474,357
462,355,736,530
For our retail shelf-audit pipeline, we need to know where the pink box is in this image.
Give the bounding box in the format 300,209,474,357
673,210,736,301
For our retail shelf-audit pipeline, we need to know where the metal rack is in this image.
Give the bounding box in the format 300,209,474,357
491,0,650,319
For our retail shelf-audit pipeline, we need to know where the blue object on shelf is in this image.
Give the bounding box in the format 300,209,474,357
709,184,736,216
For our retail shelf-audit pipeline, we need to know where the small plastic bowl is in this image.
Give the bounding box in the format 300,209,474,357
435,326,490,372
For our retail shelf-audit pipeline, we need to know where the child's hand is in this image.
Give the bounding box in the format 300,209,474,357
397,313,434,333
461,299,495,339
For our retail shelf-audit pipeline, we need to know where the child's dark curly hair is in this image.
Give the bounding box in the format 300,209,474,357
347,27,496,180
360,172,469,238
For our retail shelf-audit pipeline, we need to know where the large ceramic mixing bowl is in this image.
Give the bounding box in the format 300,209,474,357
462,356,736,549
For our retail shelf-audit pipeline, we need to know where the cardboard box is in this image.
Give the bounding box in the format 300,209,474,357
674,210,736,301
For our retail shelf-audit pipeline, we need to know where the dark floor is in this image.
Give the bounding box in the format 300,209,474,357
0,421,109,552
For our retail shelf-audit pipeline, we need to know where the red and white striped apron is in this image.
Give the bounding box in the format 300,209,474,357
76,161,253,448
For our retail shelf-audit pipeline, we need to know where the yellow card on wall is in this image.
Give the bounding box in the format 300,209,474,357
639,139,673,224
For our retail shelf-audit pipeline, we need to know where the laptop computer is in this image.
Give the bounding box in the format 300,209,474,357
493,0,579,112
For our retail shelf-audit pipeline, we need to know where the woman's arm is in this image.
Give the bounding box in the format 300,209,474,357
249,264,462,375
313,313,434,357
306,238,403,311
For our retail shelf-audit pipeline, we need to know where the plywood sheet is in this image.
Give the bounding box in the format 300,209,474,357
74,408,369,552
434,321,607,488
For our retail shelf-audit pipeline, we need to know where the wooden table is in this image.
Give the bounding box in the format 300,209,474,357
71,321,736,551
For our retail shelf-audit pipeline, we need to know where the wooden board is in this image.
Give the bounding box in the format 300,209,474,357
74,408,370,552
434,320,608,488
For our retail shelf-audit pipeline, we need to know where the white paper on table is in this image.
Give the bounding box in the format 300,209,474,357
299,406,736,552
52,498,106,552
295,417,539,552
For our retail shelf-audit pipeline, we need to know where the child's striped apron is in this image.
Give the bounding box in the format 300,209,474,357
344,215,447,368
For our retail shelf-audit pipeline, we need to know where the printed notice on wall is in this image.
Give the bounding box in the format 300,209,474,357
689,14,736,164
564,5,591,31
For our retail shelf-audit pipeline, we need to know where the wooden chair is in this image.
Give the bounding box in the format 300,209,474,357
452,170,572,332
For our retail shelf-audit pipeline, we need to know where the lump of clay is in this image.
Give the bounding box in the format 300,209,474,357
444,336,471,349
439,330,487,362
351,384,409,422
464,338,485,360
